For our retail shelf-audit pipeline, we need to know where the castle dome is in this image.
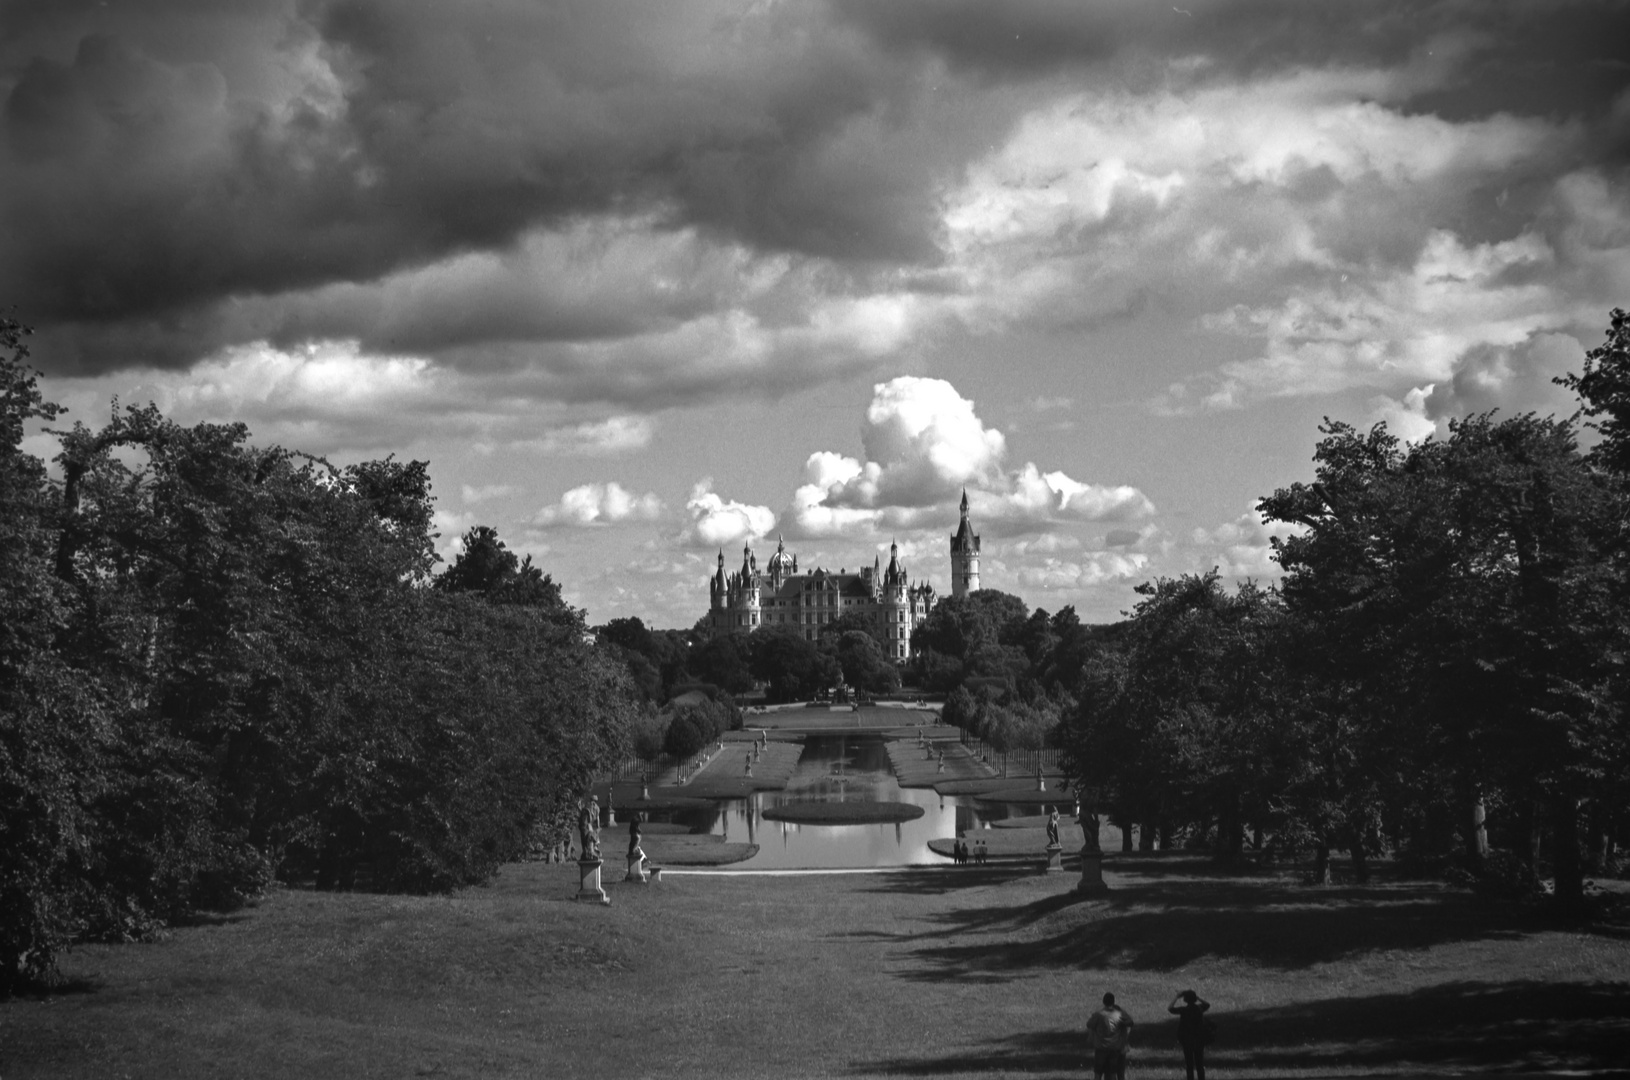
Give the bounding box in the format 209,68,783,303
766,535,793,577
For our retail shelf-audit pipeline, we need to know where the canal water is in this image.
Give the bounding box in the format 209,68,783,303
697,733,1028,870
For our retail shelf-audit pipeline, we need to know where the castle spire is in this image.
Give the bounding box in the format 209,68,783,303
950,490,980,598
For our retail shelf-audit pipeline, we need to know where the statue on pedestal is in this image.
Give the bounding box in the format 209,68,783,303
625,816,648,882
577,796,602,861
1075,786,1109,895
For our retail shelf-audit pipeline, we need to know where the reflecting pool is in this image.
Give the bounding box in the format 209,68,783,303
696,733,1036,869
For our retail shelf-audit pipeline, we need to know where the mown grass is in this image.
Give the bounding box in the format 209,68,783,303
5,855,1627,1079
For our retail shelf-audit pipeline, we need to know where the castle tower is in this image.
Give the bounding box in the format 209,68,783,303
881,540,910,660
710,548,726,611
949,489,980,598
734,541,761,627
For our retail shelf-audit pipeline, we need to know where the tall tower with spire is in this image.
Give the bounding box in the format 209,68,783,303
949,489,980,598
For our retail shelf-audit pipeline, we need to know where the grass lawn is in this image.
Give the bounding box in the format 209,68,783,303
5,856,1627,1079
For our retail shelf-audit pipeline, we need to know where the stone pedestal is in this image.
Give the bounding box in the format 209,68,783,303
625,851,649,883
1076,848,1109,895
575,858,610,904
1044,842,1064,872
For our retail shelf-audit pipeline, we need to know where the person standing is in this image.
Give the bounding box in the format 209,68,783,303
1086,992,1134,1080
1168,989,1211,1080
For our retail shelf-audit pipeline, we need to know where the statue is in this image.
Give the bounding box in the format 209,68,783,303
625,816,649,883
1047,809,1061,847
577,796,602,860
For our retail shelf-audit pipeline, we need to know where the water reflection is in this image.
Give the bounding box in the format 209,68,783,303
696,733,1021,870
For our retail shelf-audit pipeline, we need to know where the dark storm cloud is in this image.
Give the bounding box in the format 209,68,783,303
1,0,995,375
832,0,1630,123
6,0,1626,391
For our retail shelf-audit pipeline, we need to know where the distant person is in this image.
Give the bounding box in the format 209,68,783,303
1086,992,1134,1080
1168,989,1211,1080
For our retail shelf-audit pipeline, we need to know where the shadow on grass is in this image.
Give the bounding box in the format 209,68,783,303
14,976,100,999
851,980,1630,1076
901,887,1530,976
857,867,1044,897
169,910,254,929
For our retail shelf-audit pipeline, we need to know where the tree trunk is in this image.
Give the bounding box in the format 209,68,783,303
1252,824,1264,851
1119,817,1135,853
1469,793,1488,870
1215,799,1244,863
1312,841,1331,885
1347,826,1370,884
1139,816,1157,852
1550,793,1584,910
1585,801,1608,875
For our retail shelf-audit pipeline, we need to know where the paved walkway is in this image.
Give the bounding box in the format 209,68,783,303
675,735,802,797
887,734,992,788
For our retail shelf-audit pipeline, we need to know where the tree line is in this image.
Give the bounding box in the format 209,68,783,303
1057,311,1630,910
599,611,909,707
1,317,643,994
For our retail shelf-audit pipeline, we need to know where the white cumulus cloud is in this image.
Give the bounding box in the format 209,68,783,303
678,479,776,548
535,482,665,527
1190,507,1305,579
782,377,1153,539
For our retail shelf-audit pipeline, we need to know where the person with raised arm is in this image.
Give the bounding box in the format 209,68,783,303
1168,989,1211,1080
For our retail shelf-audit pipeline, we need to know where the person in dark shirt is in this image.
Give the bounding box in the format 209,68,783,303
1168,989,1211,1080
1086,992,1134,1080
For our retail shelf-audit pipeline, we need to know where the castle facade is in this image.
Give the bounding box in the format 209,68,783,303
705,492,983,661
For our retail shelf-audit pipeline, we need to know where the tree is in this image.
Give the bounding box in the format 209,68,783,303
1058,573,1292,863
818,609,885,646
0,315,116,993
1261,411,1628,905
2,382,644,992
434,525,566,610
826,630,901,695
690,630,756,696
908,589,1031,691
748,625,839,703
662,698,734,759
1558,307,1630,476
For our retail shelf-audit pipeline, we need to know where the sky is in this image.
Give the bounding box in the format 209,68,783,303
5,0,1628,628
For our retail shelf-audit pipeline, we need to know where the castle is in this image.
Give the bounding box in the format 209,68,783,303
705,491,982,661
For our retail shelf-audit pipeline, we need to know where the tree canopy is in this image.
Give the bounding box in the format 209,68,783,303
0,330,641,993
1053,313,1630,908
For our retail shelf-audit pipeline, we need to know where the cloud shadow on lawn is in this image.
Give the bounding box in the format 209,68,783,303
850,980,1630,1076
